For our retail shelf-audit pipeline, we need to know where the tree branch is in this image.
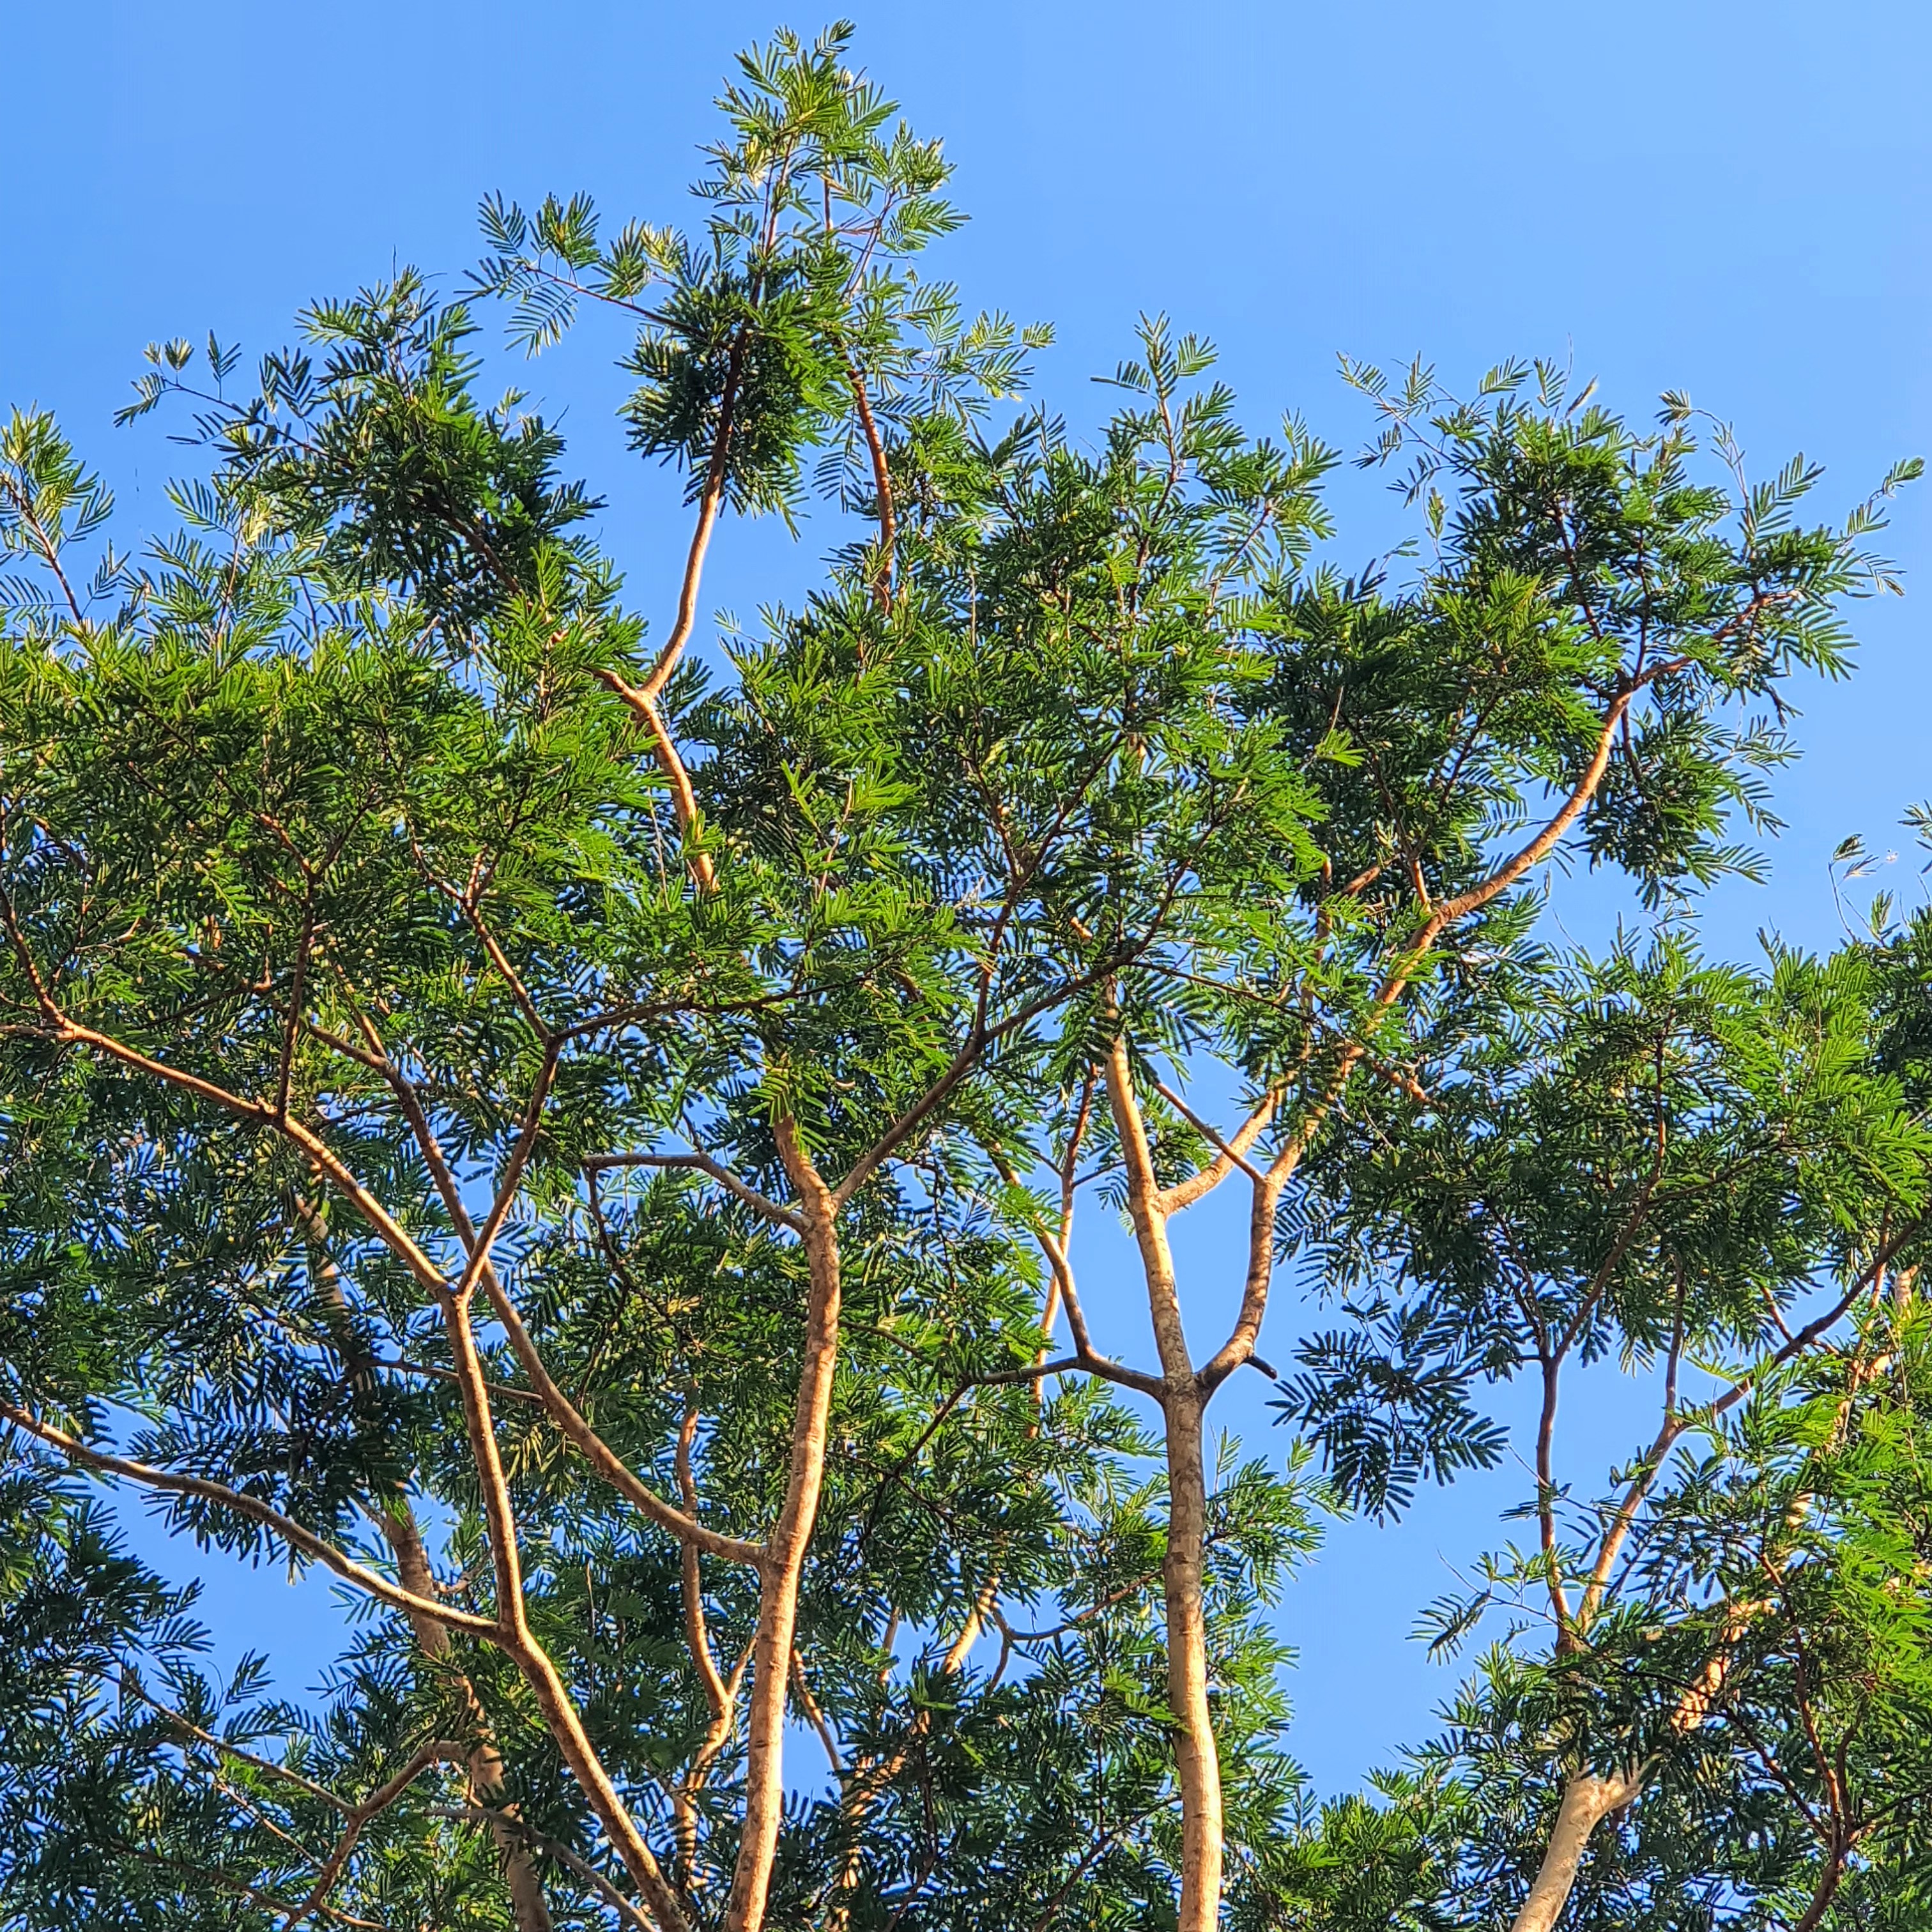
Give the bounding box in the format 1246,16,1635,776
364,1034,760,1566
277,1738,461,1931
585,1150,804,1233
1578,1215,1927,1630
1153,1077,1272,1209
427,1805,652,1931
1,1402,495,1636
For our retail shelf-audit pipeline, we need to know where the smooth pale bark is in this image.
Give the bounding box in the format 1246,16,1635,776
592,325,741,896
1158,1382,1223,1932
388,1510,556,1932
727,1118,845,1932
436,1284,690,1932
1106,1041,1223,1932
1508,1770,1641,1932
594,408,852,1924
1066,686,1652,1932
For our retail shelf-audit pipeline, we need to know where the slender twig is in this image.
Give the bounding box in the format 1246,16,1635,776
585,1150,803,1233
1151,1075,1268,1194
792,1649,846,1775
426,1805,652,1929
1578,1214,1928,1629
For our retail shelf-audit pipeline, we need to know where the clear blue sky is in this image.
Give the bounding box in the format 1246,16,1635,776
8,0,1931,1796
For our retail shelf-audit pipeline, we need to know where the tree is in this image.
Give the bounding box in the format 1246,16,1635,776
1262,931,1932,1931
2,23,1928,1932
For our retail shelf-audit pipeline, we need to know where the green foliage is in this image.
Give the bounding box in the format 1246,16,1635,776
1,24,1928,1932
1264,921,1932,1929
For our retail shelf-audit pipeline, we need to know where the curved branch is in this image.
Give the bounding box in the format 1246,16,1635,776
840,344,895,609
1,1402,496,1637
1197,679,1665,1400
643,332,746,705
471,1269,765,1568
592,670,718,894
1032,1225,1166,1402
1418,680,1648,944
1507,1768,1643,1932
49,1018,450,1300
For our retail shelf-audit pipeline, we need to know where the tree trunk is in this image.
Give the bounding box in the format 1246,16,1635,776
1508,1770,1641,1932
727,1119,844,1932
1162,1383,1224,1932
1105,1041,1223,1932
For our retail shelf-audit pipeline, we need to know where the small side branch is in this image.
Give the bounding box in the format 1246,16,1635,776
585,1150,804,1233
592,670,719,894
428,1805,652,1931
3,1401,496,1637
1159,1084,1278,1214
1153,1077,1269,1203
370,1048,760,1566
1578,1213,1927,1629
277,1739,461,1930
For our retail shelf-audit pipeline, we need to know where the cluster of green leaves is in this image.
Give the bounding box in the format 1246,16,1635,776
470,21,1047,533
1284,937,1929,1518
1268,1310,1932,1931
1256,910,1932,1928
0,1464,528,1931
